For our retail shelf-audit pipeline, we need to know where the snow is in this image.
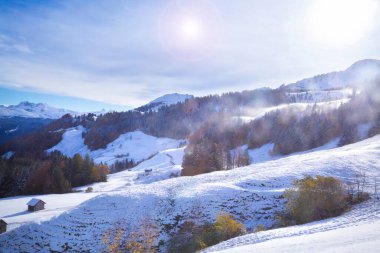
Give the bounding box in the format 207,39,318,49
204,200,380,253
0,192,98,231
0,101,77,119
248,143,275,163
4,126,18,134
91,131,183,165
246,138,339,164
47,126,184,165
0,146,185,233
2,134,380,251
47,126,90,157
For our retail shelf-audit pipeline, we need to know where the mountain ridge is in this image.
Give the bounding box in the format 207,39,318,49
0,101,78,119
285,59,380,91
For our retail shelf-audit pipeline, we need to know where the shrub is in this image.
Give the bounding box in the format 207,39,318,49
85,187,93,193
282,176,348,225
214,212,247,241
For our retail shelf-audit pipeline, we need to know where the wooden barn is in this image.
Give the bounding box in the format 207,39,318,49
0,219,7,234
27,198,46,212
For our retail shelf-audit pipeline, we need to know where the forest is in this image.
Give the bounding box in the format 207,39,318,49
182,82,380,176
0,151,108,197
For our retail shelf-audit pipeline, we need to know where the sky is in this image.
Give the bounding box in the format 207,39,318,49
0,0,379,112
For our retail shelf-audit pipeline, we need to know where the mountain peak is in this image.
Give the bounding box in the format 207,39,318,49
285,59,380,91
136,93,193,112
148,93,193,105
346,59,380,70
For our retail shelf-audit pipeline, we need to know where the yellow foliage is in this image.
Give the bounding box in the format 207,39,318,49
284,175,348,224
214,212,246,241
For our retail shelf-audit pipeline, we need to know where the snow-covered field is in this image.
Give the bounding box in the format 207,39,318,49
47,127,184,165
0,146,185,233
1,132,380,252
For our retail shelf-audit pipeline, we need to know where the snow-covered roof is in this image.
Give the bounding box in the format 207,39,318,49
27,198,45,206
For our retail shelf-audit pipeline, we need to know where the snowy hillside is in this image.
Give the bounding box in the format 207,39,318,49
47,126,184,165
286,59,380,91
136,93,193,112
2,134,380,252
0,101,77,119
204,200,380,253
0,146,185,232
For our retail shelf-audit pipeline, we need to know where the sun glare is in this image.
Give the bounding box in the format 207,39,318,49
157,1,224,61
180,18,202,42
307,0,378,47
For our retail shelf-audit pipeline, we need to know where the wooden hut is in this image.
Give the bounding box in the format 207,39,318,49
0,219,7,234
27,198,46,212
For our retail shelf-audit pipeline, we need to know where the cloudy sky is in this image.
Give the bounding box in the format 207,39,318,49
0,0,379,111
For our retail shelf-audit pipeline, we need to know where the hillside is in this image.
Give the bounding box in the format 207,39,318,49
0,117,52,146
204,200,380,253
1,59,380,252
1,133,380,251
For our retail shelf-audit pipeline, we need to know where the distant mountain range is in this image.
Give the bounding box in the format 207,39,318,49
0,101,77,119
1,58,380,155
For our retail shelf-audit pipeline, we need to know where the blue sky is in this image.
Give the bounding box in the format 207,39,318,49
0,0,379,111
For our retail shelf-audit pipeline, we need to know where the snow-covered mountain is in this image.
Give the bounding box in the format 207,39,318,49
0,101,77,119
136,93,193,112
285,59,380,91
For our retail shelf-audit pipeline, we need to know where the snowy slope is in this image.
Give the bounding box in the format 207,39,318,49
204,200,380,253
47,126,184,165
0,101,77,119
286,59,380,91
0,147,185,232
2,134,380,252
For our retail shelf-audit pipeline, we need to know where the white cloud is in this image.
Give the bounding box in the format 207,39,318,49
0,0,379,107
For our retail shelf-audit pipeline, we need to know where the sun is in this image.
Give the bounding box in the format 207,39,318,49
307,0,378,47
179,18,202,42
157,1,224,61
